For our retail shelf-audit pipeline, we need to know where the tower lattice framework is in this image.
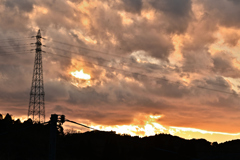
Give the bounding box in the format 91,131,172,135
28,29,45,122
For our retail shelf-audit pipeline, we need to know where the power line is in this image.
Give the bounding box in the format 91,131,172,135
46,40,232,89
196,86,238,95
0,51,33,55
46,46,164,72
0,44,32,47
65,119,99,130
0,49,33,52
47,46,231,89
0,38,234,88
0,44,33,49
47,39,215,70
0,47,33,51
47,39,125,59
0,41,233,94
46,46,234,90
45,51,239,97
0,40,32,44
0,47,34,53
0,46,33,51
0,40,235,96
199,80,231,88
0,37,32,41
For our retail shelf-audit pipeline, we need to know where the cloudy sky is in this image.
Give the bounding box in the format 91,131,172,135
1,0,240,143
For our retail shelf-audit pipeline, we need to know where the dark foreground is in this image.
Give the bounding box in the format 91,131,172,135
0,114,240,160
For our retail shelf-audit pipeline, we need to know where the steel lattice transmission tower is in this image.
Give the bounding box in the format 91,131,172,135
28,29,45,122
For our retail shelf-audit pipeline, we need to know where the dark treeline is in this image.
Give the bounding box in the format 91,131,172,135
0,113,240,160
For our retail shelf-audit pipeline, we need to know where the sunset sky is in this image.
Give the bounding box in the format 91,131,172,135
1,0,240,143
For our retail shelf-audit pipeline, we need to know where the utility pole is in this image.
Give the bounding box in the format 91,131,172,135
28,29,45,122
49,114,58,160
49,114,65,160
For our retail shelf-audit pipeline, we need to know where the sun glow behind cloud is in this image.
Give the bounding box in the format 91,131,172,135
71,69,91,80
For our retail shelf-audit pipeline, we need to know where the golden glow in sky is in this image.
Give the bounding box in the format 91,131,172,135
89,115,240,143
92,115,166,137
71,69,91,80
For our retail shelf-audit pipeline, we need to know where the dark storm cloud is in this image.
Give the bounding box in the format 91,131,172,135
121,0,143,14
150,0,192,17
4,0,34,13
64,0,193,60
39,72,179,124
180,12,217,74
212,52,240,78
126,72,192,99
67,87,109,105
53,105,73,115
44,81,69,102
204,94,239,109
205,76,231,88
0,63,32,91
228,0,240,5
1,0,191,61
198,0,240,28
193,76,235,99
0,1,37,32
149,0,193,34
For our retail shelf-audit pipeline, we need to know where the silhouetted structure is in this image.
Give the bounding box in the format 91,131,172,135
28,29,45,122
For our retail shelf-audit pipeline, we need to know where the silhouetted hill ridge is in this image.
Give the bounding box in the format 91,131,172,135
0,114,240,160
